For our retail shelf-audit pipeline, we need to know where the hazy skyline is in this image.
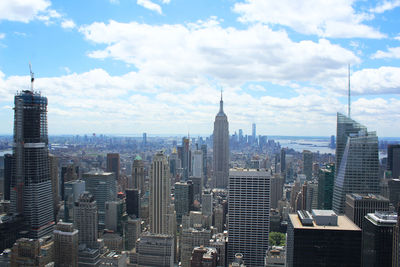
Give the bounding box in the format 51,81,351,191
0,0,400,136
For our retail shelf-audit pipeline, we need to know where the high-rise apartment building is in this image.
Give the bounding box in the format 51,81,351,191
150,152,171,234
106,153,120,181
213,93,229,189
53,221,79,267
302,150,313,180
74,192,98,248
83,171,116,226
287,210,361,267
332,113,380,214
227,169,270,266
131,155,145,196
362,211,397,267
10,90,54,239
388,144,400,178
345,193,389,228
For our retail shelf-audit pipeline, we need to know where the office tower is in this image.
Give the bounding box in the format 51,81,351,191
49,154,59,220
181,138,191,181
302,181,318,212
53,221,79,267
362,211,396,267
388,144,400,178
107,153,120,181
150,152,171,234
131,155,145,196
192,150,203,179
332,113,380,214
61,164,79,200
389,179,400,208
130,233,174,267
302,150,313,180
201,190,213,216
270,174,284,209
180,228,211,267
329,135,336,149
64,179,85,223
142,132,147,145
174,181,194,223
102,231,123,251
0,213,27,252
344,193,389,228
287,210,361,267
126,189,140,218
201,145,207,186
169,149,179,179
214,204,224,233
393,205,400,267
10,90,54,239
191,246,217,267
3,154,12,201
10,236,54,267
74,192,98,248
105,199,124,233
252,123,256,144
280,149,286,173
213,93,229,189
317,163,334,209
83,171,116,226
227,169,270,266
124,217,141,251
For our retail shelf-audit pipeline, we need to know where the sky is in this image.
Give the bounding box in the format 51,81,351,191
0,0,400,137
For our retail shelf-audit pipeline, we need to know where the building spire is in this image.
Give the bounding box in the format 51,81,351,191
220,88,224,113
348,64,351,118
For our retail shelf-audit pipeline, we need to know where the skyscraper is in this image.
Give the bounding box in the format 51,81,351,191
150,152,171,234
213,93,229,189
317,163,334,210
227,168,270,266
53,221,79,267
388,144,400,179
3,154,12,201
106,153,120,181
332,113,380,214
10,89,54,239
131,155,145,196
302,150,313,180
252,123,256,144
74,192,98,248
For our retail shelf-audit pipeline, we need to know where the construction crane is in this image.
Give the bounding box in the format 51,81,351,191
29,62,34,91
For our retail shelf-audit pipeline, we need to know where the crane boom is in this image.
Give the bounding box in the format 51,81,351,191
29,62,34,91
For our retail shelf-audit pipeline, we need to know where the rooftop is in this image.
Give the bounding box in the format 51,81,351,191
289,213,360,231
348,193,389,201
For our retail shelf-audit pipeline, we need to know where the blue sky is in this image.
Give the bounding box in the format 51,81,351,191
0,0,400,136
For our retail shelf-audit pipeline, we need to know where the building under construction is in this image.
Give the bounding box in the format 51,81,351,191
10,88,54,239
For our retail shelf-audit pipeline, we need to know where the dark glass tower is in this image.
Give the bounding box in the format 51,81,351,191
10,89,54,238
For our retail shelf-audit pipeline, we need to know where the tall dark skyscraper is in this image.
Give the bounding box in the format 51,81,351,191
10,89,54,238
213,92,229,189
106,153,120,181
388,144,400,178
3,154,13,201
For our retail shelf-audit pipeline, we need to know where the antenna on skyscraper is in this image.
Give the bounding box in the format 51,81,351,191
29,62,34,92
348,64,351,118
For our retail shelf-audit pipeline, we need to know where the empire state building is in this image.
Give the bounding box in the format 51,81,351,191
213,92,229,188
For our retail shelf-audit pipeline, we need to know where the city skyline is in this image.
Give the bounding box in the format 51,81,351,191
0,0,400,136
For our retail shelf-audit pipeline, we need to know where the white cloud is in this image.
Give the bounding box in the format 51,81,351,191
370,0,400,13
160,0,170,3
0,33,5,39
325,66,400,95
79,19,359,89
0,68,399,136
61,19,76,29
233,0,385,38
0,0,51,22
247,84,266,92
137,0,162,14
372,47,400,59
395,35,400,41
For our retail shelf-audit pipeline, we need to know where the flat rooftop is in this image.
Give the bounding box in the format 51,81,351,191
289,213,360,231
347,193,388,201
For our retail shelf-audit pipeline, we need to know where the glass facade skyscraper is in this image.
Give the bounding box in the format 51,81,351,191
332,113,379,214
